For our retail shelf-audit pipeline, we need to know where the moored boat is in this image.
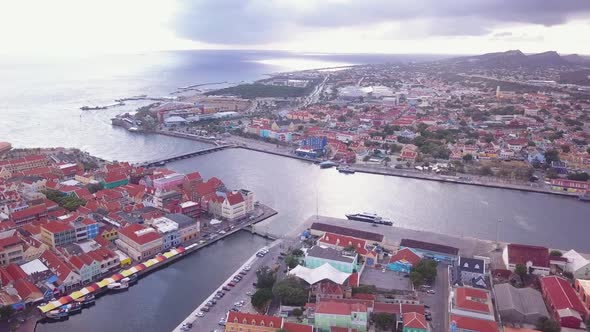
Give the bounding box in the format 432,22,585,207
45,308,68,320
107,278,130,292
74,293,95,307
345,212,393,226
63,301,82,315
337,165,355,174
319,161,338,169
579,191,590,201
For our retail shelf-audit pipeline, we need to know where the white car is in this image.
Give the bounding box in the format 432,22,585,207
195,312,204,317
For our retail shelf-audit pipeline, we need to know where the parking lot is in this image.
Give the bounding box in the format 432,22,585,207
417,264,449,332
359,268,413,292
172,241,282,332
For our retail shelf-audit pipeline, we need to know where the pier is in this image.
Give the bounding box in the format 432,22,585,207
136,145,234,167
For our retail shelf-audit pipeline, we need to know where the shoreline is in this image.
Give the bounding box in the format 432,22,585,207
149,131,582,200
28,205,278,331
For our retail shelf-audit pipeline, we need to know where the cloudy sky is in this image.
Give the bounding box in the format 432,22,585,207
1,0,589,56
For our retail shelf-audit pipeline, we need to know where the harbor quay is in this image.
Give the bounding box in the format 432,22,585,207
34,205,277,320
172,239,283,332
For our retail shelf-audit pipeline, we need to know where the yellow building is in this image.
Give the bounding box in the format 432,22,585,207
101,227,119,242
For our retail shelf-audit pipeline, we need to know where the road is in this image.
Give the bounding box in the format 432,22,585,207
417,264,449,332
171,240,283,332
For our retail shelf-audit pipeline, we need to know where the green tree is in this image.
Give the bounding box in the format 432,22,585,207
363,155,371,162
390,144,402,154
0,305,14,319
291,249,304,257
544,149,560,165
410,259,438,287
373,312,396,331
535,317,561,332
462,154,474,162
337,115,347,122
256,266,276,289
86,182,104,194
587,147,590,154
514,263,528,279
285,255,299,269
272,277,308,306
549,250,562,257
292,308,303,319
251,288,273,310
567,172,589,182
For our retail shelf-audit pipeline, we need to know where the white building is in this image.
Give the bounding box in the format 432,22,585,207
563,250,590,280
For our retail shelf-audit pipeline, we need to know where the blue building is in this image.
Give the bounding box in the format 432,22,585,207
399,239,458,264
301,136,328,151
86,222,99,239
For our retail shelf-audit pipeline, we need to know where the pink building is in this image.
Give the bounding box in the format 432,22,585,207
153,173,186,191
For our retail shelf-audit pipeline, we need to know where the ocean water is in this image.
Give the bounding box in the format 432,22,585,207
0,50,423,162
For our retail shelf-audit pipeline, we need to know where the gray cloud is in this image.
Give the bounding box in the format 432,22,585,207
173,0,590,44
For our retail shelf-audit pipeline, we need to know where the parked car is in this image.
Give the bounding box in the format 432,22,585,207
426,289,436,294
201,306,210,312
227,282,235,287
222,286,231,291
195,311,204,317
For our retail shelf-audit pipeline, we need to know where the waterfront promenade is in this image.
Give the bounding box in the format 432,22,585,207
171,239,283,332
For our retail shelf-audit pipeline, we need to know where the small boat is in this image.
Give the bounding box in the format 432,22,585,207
579,191,590,201
337,165,355,174
74,294,95,307
80,106,107,111
45,308,68,320
319,161,338,169
345,212,393,226
108,278,130,292
63,302,82,315
128,274,138,285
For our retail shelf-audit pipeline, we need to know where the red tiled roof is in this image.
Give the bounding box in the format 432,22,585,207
450,315,498,332
283,322,313,332
320,232,367,255
5,263,27,280
316,301,352,315
185,171,202,182
401,304,426,315
118,224,161,245
403,312,427,329
507,243,549,268
104,172,127,184
225,192,244,206
373,302,401,314
40,250,74,281
541,276,586,317
42,221,73,234
0,235,22,250
455,287,491,313
0,219,17,231
20,223,41,235
69,256,86,270
11,204,47,220
13,278,41,300
389,247,421,266
226,312,283,328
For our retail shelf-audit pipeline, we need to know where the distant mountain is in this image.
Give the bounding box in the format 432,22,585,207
446,50,590,68
562,54,590,65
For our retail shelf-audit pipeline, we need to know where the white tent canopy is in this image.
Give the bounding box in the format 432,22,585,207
289,263,351,285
